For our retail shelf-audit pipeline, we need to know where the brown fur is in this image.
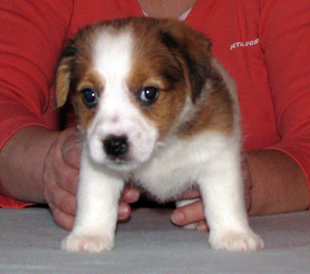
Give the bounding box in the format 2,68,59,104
178,66,235,138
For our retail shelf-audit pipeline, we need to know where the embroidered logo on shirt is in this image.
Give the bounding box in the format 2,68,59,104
230,38,260,51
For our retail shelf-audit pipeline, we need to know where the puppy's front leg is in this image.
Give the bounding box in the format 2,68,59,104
199,146,264,251
61,152,124,253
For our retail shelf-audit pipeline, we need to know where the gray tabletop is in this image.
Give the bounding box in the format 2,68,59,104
0,207,310,274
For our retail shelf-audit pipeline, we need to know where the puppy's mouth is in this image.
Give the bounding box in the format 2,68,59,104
105,157,140,172
106,156,131,165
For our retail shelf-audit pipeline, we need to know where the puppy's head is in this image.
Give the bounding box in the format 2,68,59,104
55,17,212,171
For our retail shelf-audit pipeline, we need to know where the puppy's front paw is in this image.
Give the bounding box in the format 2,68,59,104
209,230,264,251
61,234,114,253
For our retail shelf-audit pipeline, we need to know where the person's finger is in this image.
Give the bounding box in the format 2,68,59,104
56,165,79,196
50,202,75,231
45,177,77,216
197,220,209,232
120,187,140,203
118,201,132,221
61,129,81,169
171,199,205,227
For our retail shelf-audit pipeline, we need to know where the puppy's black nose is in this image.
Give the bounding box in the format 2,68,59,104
103,135,129,158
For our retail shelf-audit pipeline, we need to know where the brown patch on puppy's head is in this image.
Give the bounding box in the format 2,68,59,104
157,19,212,103
126,18,212,138
55,26,106,131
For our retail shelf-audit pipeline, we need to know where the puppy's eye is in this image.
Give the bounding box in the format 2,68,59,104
139,86,159,104
81,88,98,107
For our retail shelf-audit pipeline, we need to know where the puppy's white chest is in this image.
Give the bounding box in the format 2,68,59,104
134,150,195,201
133,131,227,201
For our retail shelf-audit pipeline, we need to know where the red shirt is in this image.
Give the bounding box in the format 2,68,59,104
1,0,310,207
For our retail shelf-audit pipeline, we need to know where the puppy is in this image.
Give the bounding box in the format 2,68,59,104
56,17,264,253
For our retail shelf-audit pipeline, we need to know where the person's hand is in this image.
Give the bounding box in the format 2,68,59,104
42,127,81,230
42,127,140,230
171,156,253,231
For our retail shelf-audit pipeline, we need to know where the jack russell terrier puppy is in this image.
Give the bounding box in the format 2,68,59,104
56,17,264,253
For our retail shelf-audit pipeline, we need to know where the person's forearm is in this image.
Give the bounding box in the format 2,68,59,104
247,149,309,215
0,126,59,203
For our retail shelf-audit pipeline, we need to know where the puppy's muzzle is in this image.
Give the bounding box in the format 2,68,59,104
103,135,129,160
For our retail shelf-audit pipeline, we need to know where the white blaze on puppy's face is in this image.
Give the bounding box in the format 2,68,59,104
85,28,159,171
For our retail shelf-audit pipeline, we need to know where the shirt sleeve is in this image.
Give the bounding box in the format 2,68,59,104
260,0,310,197
0,0,74,208
0,195,34,209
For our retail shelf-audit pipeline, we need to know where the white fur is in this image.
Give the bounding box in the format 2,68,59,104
87,29,159,171
61,28,264,253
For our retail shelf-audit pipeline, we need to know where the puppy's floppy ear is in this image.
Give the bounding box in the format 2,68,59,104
55,41,77,108
159,21,212,102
